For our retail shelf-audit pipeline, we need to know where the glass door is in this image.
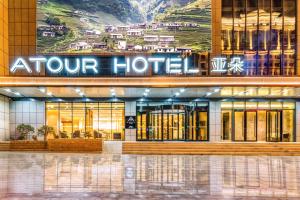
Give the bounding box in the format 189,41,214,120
234,111,245,141
246,111,257,141
187,109,208,141
234,111,257,141
222,111,232,141
137,112,147,140
267,111,282,142
149,110,162,141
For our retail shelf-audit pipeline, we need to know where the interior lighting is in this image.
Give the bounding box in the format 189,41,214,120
39,88,46,93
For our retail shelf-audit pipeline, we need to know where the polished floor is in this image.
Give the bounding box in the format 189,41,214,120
0,152,300,199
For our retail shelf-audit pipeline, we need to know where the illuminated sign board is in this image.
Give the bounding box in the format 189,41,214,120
10,55,244,77
10,55,200,76
211,57,244,73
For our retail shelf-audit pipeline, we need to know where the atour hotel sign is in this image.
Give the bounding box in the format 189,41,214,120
10,55,244,77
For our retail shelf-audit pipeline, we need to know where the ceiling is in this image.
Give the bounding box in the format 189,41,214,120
0,86,300,99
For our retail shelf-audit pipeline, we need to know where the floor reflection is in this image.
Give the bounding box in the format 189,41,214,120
0,153,300,199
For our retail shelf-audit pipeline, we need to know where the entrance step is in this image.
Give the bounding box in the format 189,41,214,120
103,141,122,154
123,142,300,155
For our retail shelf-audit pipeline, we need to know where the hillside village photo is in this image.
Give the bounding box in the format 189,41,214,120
37,0,211,53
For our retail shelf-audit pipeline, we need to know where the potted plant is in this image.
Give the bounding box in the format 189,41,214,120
84,131,92,139
60,131,69,138
16,124,35,140
93,130,102,138
37,125,56,141
72,130,80,138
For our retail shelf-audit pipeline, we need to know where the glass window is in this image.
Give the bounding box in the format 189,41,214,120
221,0,297,76
46,103,59,139
283,0,296,75
72,103,85,138
86,103,99,138
111,103,125,140
221,101,295,142
59,103,72,138
45,102,125,140
99,103,112,140
283,110,294,142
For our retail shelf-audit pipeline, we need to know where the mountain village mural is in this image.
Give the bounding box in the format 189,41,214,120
37,0,211,53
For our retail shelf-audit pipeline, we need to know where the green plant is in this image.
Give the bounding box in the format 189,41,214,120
84,131,92,139
72,130,80,138
16,124,35,140
93,130,101,138
37,125,56,141
60,131,69,138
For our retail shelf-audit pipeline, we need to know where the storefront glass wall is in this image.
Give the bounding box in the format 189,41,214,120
221,0,296,76
46,102,125,140
221,101,295,142
137,102,209,141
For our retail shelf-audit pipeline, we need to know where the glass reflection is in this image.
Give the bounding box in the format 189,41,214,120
2,153,300,198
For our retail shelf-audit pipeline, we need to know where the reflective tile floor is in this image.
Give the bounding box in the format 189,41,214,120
1,152,300,199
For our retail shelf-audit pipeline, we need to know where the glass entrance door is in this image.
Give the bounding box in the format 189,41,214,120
234,111,244,141
267,111,282,142
234,111,257,141
162,107,185,141
149,109,162,141
187,109,208,141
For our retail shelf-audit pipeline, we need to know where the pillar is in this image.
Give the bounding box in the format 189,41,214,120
209,101,221,142
125,101,136,141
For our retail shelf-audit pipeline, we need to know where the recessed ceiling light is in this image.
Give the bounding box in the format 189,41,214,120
110,88,115,92
39,88,46,93
145,88,150,93
214,88,220,92
4,89,11,93
47,92,52,96
143,92,148,96
175,92,180,96
75,88,81,93
180,88,185,93
112,92,116,96
206,92,212,96
79,92,84,96
14,92,21,96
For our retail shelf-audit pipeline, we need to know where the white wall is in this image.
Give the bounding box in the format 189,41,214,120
9,101,45,140
0,96,9,141
209,101,221,142
125,101,136,141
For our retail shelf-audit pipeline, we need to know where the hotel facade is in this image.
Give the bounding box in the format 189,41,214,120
0,0,300,145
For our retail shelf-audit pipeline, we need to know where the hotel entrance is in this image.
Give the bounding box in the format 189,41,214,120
233,111,257,141
136,102,208,141
222,101,295,142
